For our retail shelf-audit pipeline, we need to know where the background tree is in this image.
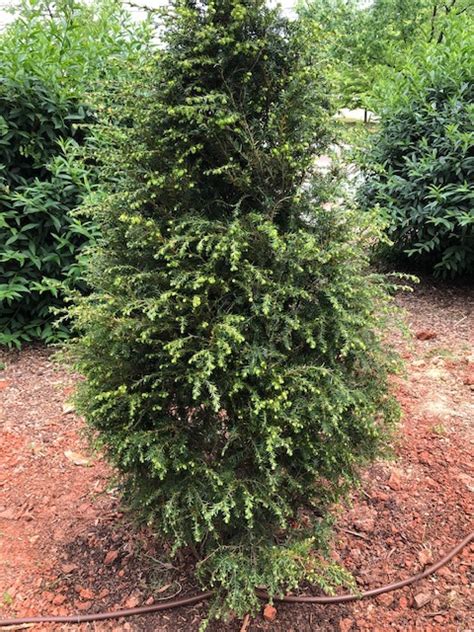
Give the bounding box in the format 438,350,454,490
296,0,374,109
69,0,400,620
1,0,153,97
297,0,473,111
0,0,153,346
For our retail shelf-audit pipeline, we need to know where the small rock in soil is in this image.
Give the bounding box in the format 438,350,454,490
104,550,119,566
263,604,277,622
78,587,94,600
62,563,78,574
416,330,437,341
63,403,76,414
125,593,140,608
376,593,393,607
447,590,458,604
463,370,474,385
0,508,17,520
414,592,432,609
64,450,91,467
418,548,433,567
353,505,377,533
387,470,402,491
418,451,432,465
339,618,353,632
457,473,474,493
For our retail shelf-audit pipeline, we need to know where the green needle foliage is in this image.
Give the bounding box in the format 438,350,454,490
69,0,400,620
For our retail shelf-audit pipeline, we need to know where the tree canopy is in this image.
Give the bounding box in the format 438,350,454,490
297,0,473,108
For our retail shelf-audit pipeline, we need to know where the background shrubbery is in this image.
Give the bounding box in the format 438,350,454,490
298,0,472,110
298,1,473,278
359,17,473,277
0,0,152,346
0,78,95,345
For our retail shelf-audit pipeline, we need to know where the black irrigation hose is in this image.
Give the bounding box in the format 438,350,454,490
0,531,472,627
259,530,473,604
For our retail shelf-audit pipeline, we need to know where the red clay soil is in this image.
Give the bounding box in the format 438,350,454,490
0,281,473,632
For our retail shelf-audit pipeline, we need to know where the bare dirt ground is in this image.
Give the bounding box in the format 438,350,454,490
0,280,473,632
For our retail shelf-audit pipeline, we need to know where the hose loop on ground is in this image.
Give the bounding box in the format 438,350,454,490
0,531,471,627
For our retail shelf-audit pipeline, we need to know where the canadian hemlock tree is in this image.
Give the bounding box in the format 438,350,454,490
69,0,400,620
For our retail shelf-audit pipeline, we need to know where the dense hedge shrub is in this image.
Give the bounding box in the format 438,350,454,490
69,0,399,620
360,19,474,277
0,77,96,346
0,0,152,346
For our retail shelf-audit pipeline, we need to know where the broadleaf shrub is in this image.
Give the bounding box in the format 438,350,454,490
0,0,153,347
359,18,474,277
69,0,400,620
0,77,96,346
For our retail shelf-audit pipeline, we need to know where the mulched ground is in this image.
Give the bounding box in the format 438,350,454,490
1,280,473,632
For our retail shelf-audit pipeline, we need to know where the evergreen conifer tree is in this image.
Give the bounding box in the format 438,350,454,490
70,0,399,619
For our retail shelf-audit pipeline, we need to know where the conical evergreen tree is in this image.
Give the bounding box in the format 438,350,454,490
70,0,399,618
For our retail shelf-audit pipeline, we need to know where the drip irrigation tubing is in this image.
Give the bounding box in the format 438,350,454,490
0,531,471,627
